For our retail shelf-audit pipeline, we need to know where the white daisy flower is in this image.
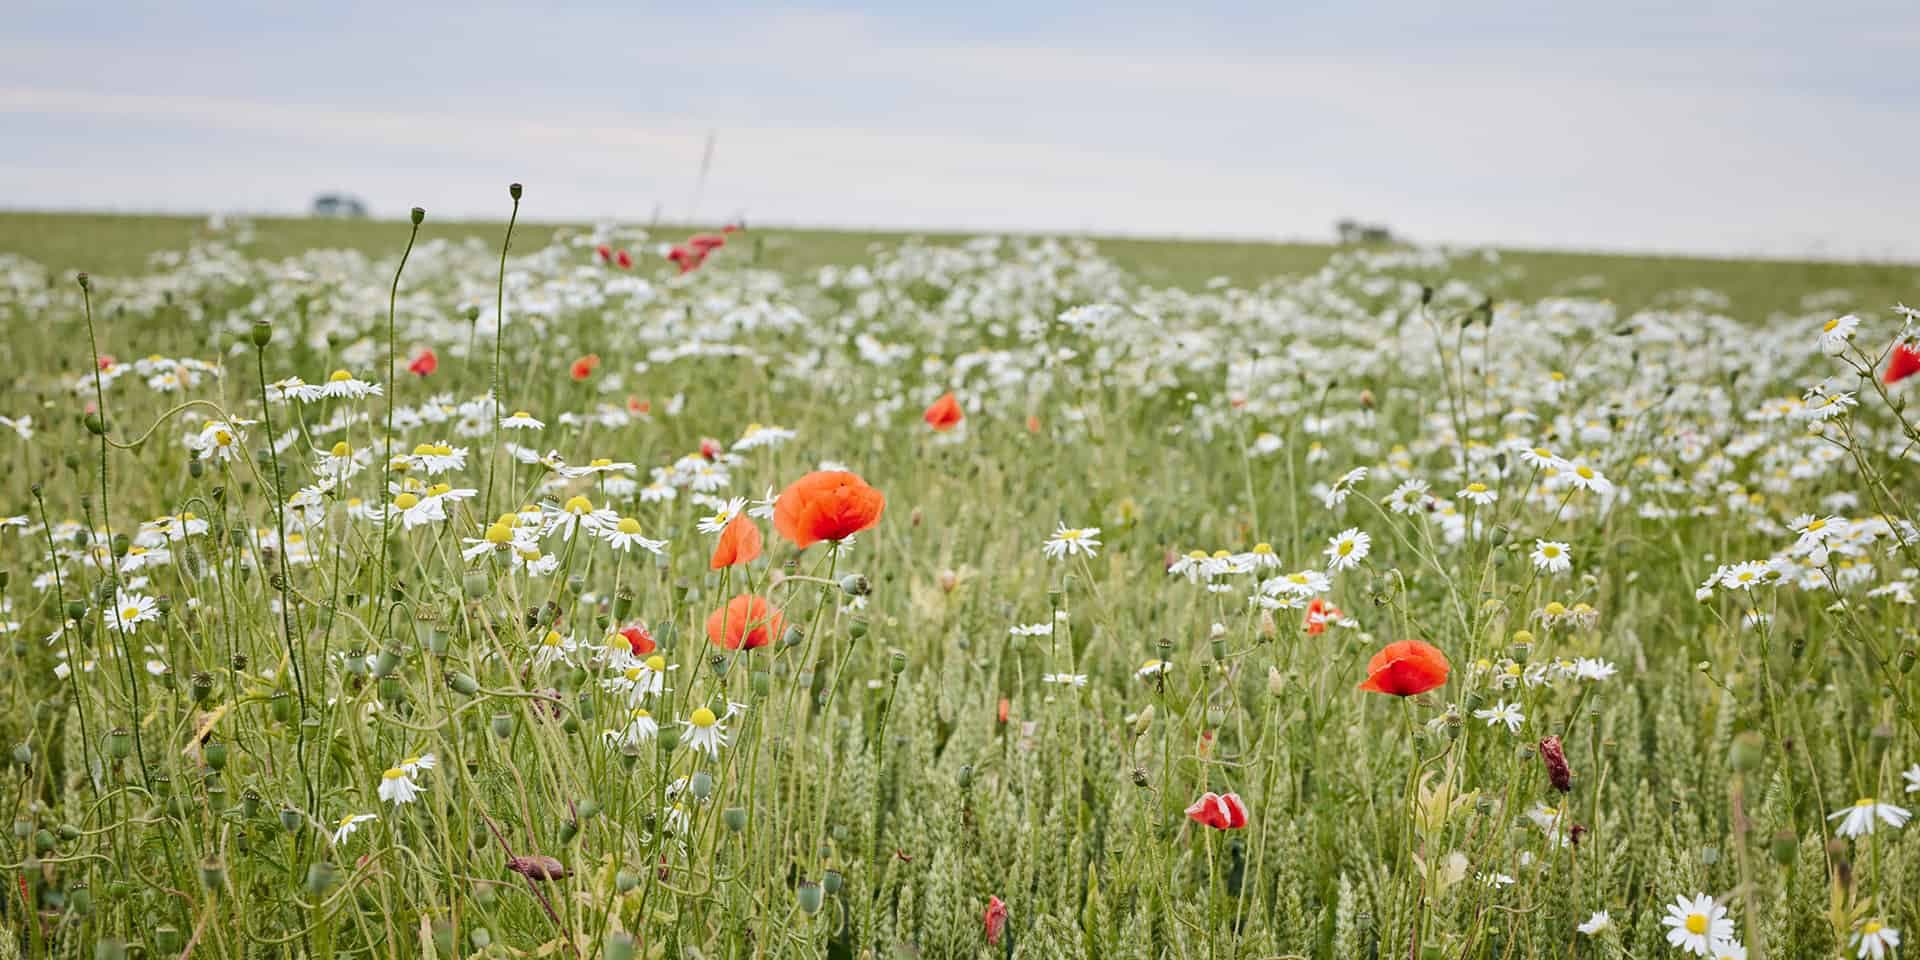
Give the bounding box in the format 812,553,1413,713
1661,892,1734,957
1043,525,1101,560
1828,798,1911,837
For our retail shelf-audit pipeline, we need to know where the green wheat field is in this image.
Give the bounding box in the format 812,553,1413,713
0,204,1918,960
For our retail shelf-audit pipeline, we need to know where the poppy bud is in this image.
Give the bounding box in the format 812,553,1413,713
305,861,337,895
1730,731,1764,772
1267,666,1285,697
1538,735,1572,792
723,807,748,833
797,881,823,915
1771,830,1798,866
11,742,31,767
1131,704,1155,736
84,413,107,436
410,206,425,225
616,869,640,892
958,764,973,789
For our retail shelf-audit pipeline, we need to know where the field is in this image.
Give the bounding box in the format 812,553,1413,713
0,204,1918,960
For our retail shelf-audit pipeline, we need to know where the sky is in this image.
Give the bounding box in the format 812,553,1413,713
6,1,1919,260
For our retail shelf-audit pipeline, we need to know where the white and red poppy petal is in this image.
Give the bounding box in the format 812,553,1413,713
1185,792,1223,827
1220,792,1248,829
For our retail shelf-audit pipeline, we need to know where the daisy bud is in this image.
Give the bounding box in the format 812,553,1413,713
796,881,823,915
723,807,748,833
410,206,426,225
490,713,514,738
250,319,273,347
1729,731,1764,773
839,573,871,597
1509,640,1531,662
509,182,523,200
1131,766,1150,787
604,933,636,960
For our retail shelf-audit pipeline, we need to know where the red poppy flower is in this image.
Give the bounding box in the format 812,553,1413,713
923,392,964,432
614,249,633,270
1304,597,1340,636
97,355,116,371
688,233,727,252
698,438,722,461
667,245,691,264
773,470,886,549
996,697,1009,725
1887,344,1920,385
619,624,655,656
1025,414,1041,434
626,396,650,416
722,223,741,234
407,348,438,377
595,245,611,263
1185,791,1249,830
1357,639,1450,696
982,895,1009,946
709,512,763,569
569,354,600,382
706,594,785,650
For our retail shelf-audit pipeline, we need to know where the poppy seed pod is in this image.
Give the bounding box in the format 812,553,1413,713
604,932,637,960
797,881,823,915
490,713,514,739
839,573,871,597
690,771,714,801
1771,830,1798,866
1730,731,1765,773
94,939,126,960
410,206,425,225
306,861,337,895
723,806,748,833
250,319,273,347
508,182,523,200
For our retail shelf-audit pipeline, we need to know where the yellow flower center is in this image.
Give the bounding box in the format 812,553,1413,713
1466,483,1487,493
690,707,717,728
1543,602,1567,617
1823,317,1841,332
412,442,434,455
1576,465,1595,480
383,767,404,780
213,430,232,447
393,493,419,510
1338,541,1354,556
645,655,666,672
427,483,451,497
1187,550,1207,560
1685,914,1707,935
120,606,139,621
330,441,350,456
512,410,530,419
1865,921,1883,934
484,523,513,545
563,496,593,515
329,370,353,382
542,631,563,647
617,517,643,535
1251,542,1272,554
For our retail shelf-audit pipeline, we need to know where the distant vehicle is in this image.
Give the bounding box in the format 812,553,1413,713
311,193,369,219
1334,218,1396,245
